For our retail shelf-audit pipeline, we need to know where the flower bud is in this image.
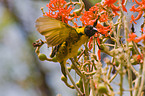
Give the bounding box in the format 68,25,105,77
38,53,47,61
61,75,67,82
67,67,71,72
98,83,108,94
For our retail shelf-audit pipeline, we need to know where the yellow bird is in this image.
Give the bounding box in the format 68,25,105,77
36,16,98,77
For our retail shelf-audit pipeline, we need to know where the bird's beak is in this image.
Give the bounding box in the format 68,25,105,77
93,27,98,32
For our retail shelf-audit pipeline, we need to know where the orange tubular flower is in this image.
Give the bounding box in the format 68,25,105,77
81,3,100,26
103,0,127,15
141,28,145,33
45,0,78,23
81,3,109,25
134,24,145,43
130,0,145,24
81,3,111,36
122,0,127,12
89,37,93,50
127,32,145,43
81,3,112,60
137,54,143,63
104,0,116,5
96,24,111,37
97,38,101,60
127,33,137,42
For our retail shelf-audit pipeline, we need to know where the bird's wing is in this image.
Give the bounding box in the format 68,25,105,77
36,16,78,46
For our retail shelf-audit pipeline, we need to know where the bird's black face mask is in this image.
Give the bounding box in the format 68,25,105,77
84,25,98,38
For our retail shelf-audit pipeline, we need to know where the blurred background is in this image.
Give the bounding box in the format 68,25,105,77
0,0,79,96
0,0,143,96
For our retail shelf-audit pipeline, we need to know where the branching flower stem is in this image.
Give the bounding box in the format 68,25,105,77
137,48,145,96
83,78,89,96
117,0,133,95
109,71,118,83
65,66,83,96
90,78,95,96
70,58,84,78
132,41,142,56
133,65,143,96
119,62,124,96
107,65,113,79
123,15,133,96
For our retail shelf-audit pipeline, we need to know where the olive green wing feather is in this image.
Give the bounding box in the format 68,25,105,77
36,16,78,46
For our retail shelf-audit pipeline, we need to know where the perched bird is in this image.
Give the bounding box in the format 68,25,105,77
36,16,98,77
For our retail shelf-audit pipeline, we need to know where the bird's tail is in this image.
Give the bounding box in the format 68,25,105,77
60,61,67,78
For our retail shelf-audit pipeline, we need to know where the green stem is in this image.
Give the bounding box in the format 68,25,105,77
109,71,118,83
83,78,89,96
107,65,113,79
137,50,145,96
119,63,124,96
130,65,139,76
90,78,95,96
127,67,133,96
116,16,122,47
123,15,133,96
133,64,143,96
65,67,83,96
110,20,119,46
70,58,84,78
61,76,74,89
132,41,142,56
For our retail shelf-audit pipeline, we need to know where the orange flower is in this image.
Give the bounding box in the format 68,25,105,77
98,49,101,60
130,0,145,24
81,3,100,25
122,0,127,12
133,54,143,63
81,3,109,26
96,24,111,36
127,33,137,42
134,25,145,42
103,0,127,15
137,54,143,63
104,0,116,5
45,0,78,23
89,37,93,50
46,0,67,11
88,34,101,60
137,54,143,60
141,28,145,33
127,32,145,43
130,15,137,24
81,3,112,60
135,34,145,42
81,3,111,36
97,38,101,60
